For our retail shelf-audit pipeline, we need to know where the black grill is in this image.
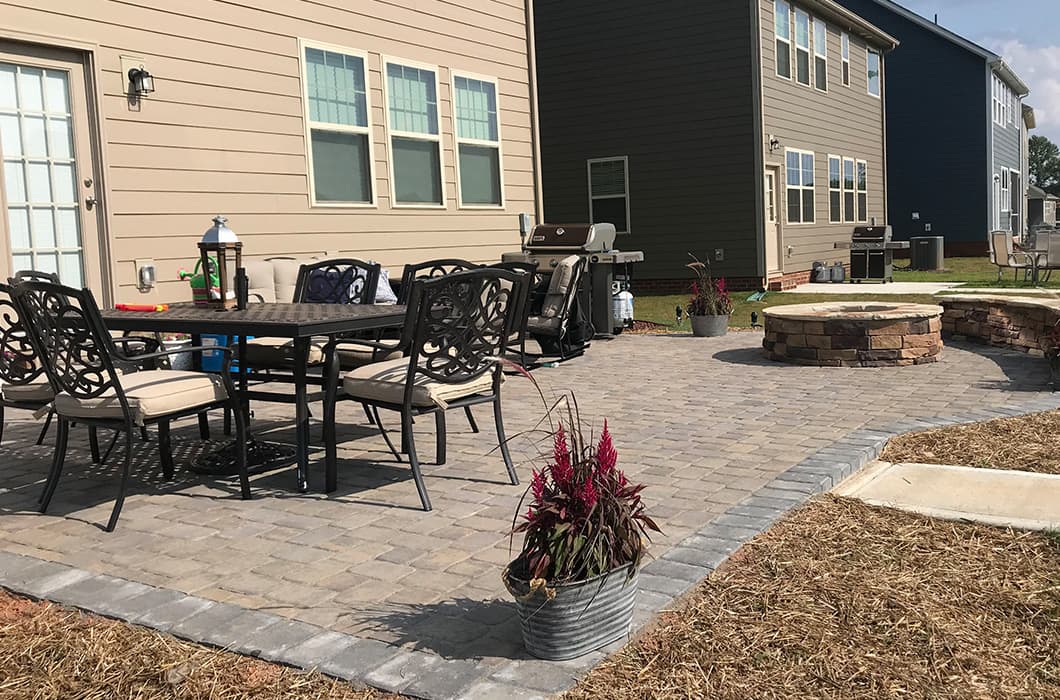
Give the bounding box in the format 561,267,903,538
835,225,909,283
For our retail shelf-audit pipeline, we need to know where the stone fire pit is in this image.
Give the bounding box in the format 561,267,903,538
763,302,944,367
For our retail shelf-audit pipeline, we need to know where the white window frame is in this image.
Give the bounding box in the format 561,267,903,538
794,8,811,87
382,56,446,209
1000,169,1010,215
785,147,815,225
298,39,377,208
828,155,842,223
842,157,855,223
587,156,631,234
813,17,827,92
841,32,850,87
1009,166,1020,231
866,48,881,98
450,70,505,210
856,159,868,223
775,0,792,80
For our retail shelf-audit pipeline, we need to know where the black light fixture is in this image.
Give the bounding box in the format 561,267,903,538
768,135,782,154
128,66,155,97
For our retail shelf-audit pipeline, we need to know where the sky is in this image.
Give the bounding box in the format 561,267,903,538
899,0,1060,144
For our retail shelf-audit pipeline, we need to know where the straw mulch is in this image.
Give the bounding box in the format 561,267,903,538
567,496,1060,700
882,409,1060,475
0,592,393,700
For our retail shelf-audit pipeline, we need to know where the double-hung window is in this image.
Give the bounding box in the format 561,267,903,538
775,0,792,79
301,43,374,205
842,157,855,223
867,48,881,97
794,9,811,86
828,156,841,223
785,148,814,224
385,59,444,206
856,160,868,222
813,18,827,91
841,32,850,86
452,73,502,207
587,157,630,233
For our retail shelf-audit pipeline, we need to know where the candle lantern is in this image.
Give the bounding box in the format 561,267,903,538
197,215,242,310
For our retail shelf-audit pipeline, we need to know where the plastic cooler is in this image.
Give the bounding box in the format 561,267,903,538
199,334,252,373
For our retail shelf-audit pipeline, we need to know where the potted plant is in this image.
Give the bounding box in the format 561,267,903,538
686,253,733,337
503,404,660,660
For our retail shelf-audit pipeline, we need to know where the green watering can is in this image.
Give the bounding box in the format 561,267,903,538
178,257,222,306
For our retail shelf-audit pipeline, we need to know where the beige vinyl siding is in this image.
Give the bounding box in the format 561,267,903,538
1,0,536,303
760,0,886,275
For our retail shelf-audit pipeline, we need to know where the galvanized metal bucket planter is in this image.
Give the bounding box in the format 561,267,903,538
504,561,638,660
690,314,728,337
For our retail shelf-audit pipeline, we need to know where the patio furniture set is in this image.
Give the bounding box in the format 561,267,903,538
989,228,1060,283
0,254,588,532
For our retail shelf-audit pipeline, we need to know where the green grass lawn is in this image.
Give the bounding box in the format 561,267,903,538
892,256,1060,288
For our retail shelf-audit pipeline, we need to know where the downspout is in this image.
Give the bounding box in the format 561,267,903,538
525,0,545,224
880,49,888,225
750,0,766,282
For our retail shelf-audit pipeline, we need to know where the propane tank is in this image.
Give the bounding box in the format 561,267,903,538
612,284,634,331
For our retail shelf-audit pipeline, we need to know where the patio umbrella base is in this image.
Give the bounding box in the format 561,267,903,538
190,436,297,477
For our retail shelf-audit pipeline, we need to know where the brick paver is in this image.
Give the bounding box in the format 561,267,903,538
0,332,1057,697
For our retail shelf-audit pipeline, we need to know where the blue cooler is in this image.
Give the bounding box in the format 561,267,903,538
199,334,251,373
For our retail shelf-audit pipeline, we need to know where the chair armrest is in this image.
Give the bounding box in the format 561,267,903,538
325,336,404,353
112,335,162,354
113,345,232,365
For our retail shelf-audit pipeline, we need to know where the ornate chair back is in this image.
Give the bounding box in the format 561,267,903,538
0,282,47,389
397,259,481,305
294,259,381,305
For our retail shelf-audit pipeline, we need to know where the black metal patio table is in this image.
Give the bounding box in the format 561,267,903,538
102,302,406,492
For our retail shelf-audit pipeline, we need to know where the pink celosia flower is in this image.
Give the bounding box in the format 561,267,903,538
551,424,573,487
531,469,547,501
597,420,617,476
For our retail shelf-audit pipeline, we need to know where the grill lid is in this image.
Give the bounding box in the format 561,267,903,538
852,225,892,242
525,223,617,253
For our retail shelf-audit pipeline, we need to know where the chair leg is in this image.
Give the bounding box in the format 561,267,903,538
36,409,54,446
89,427,101,464
100,430,120,465
373,407,403,463
463,405,480,434
493,396,518,485
232,400,251,500
140,426,151,442
158,420,174,480
0,403,4,445
39,419,70,513
362,402,376,425
402,411,431,511
223,408,232,437
105,426,134,532
435,411,447,465
197,412,210,441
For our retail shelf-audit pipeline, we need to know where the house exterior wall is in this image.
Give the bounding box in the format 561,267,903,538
533,0,760,282
990,71,1023,234
0,0,538,303
835,0,990,254
759,0,888,277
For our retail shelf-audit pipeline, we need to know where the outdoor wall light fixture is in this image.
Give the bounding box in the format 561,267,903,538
128,66,155,96
768,136,782,153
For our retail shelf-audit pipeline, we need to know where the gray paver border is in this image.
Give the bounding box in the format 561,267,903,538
1,392,1058,699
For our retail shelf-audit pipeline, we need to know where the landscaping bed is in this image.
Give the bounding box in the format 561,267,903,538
567,495,1060,700
882,409,1060,475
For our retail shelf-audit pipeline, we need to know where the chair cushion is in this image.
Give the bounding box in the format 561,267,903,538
1,380,54,403
53,370,228,425
342,356,497,408
243,336,326,367
526,316,562,335
272,258,303,303
541,255,580,318
244,259,278,303
336,339,402,369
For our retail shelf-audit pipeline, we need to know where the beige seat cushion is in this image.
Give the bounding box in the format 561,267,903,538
342,356,497,408
243,336,326,367
540,255,580,318
1,380,54,403
526,316,562,334
244,259,278,303
53,370,228,424
336,338,403,369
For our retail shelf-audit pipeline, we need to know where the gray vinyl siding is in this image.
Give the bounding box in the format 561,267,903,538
760,0,887,274
534,0,759,280
991,74,1022,232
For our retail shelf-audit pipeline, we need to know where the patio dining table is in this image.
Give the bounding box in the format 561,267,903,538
102,302,406,492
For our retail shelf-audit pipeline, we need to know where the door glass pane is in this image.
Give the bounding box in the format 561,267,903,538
32,208,56,247
48,117,72,158
59,251,82,287
3,161,25,201
55,207,79,247
12,253,32,271
35,251,58,276
21,115,46,157
17,68,44,111
26,161,51,202
43,71,69,113
52,162,76,203
0,63,16,109
7,206,30,249
392,137,441,204
309,129,371,203
0,114,21,156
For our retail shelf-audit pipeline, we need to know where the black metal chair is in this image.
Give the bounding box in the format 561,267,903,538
322,268,521,509
525,255,590,360
397,259,481,305
0,281,54,447
11,281,250,532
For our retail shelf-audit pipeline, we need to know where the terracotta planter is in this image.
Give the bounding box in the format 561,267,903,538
690,314,729,337
504,561,638,660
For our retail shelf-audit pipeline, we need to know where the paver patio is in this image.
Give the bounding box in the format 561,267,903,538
1,331,1058,697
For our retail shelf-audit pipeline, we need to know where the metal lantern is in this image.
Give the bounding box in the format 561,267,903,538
198,215,242,310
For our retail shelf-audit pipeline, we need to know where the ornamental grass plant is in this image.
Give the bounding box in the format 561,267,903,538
685,253,733,317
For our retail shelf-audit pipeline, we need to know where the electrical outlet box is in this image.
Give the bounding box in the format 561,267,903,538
519,212,532,235
135,259,156,291
924,223,932,232
714,248,724,262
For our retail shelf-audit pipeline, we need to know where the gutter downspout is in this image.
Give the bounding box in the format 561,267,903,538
525,0,545,224
750,0,766,282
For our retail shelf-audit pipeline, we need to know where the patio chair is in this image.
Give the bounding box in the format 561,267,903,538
10,280,250,532
525,255,591,360
1033,230,1060,283
322,268,521,508
396,259,482,305
988,230,1034,282
0,281,54,448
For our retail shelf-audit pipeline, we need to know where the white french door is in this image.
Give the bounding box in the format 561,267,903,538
0,43,101,290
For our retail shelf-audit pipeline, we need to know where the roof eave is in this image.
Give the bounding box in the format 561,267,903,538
991,59,1030,96
804,0,899,50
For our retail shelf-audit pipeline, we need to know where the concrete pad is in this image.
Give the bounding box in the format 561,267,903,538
788,281,962,295
947,287,1060,297
834,460,1060,531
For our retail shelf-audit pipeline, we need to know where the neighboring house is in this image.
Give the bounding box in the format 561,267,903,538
834,0,1030,255
0,2,541,304
1028,184,1058,229
534,0,896,290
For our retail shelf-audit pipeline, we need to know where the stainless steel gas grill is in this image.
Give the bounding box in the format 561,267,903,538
834,225,910,283
502,223,644,338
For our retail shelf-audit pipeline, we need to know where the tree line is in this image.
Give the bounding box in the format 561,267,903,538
1030,135,1060,196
